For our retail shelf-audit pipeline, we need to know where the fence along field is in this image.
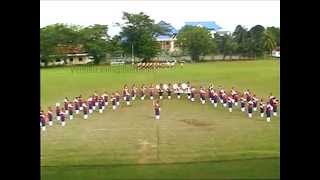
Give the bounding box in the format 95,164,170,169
41,59,280,179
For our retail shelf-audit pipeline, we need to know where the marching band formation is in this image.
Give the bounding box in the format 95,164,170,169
40,82,279,131
136,62,176,69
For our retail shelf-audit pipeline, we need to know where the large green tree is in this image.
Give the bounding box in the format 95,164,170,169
232,25,250,57
263,31,277,56
248,25,265,58
176,26,214,61
214,33,237,60
79,24,109,64
119,12,164,62
266,26,280,46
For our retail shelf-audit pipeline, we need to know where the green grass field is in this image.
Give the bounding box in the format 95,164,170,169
41,60,280,179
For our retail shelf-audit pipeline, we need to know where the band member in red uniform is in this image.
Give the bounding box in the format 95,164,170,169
47,107,53,126
153,100,161,120
55,103,61,121
247,100,253,118
149,84,154,100
68,103,74,120
83,102,88,119
266,102,273,122
140,84,146,100
199,87,206,104
60,108,66,126
111,93,117,110
259,99,265,117
131,84,137,101
115,91,120,106
40,110,46,131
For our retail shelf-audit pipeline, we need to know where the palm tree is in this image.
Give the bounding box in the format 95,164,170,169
263,31,277,57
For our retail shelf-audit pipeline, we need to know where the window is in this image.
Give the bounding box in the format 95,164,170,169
79,57,83,61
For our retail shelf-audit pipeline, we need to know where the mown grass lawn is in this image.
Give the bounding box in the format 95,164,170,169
41,59,280,179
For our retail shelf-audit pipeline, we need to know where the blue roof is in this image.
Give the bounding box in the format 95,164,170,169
158,20,177,36
185,21,222,30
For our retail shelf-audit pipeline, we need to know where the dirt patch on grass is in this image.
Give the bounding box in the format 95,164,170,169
179,119,212,127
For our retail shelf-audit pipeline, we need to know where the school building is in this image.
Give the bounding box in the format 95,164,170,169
156,21,231,52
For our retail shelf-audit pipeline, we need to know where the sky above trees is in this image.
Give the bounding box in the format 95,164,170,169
40,1,280,37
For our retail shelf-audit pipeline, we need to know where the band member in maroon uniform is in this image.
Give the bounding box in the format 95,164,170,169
158,84,164,100
190,86,196,102
55,103,61,121
111,93,117,110
123,85,128,101
213,89,218,107
68,103,74,120
186,82,191,99
153,100,161,120
98,97,104,113
199,87,206,104
252,94,258,111
167,83,172,100
266,102,273,122
47,107,53,126
60,108,66,126
74,97,80,114
115,91,120,106
222,93,227,107
79,95,83,111
272,97,279,116
240,96,246,112
83,102,88,119
219,86,225,103
149,84,154,100
140,85,146,100
102,92,109,108
64,97,69,114
40,110,46,131
92,95,96,111
88,97,93,114
227,96,234,112
259,99,265,117
131,84,137,101
125,87,131,106
208,87,214,104
247,100,253,118
244,89,251,102
231,87,238,106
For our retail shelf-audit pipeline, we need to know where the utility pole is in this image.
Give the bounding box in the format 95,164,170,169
131,43,134,65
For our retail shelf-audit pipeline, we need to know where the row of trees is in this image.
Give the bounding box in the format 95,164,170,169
40,12,280,65
177,25,280,61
